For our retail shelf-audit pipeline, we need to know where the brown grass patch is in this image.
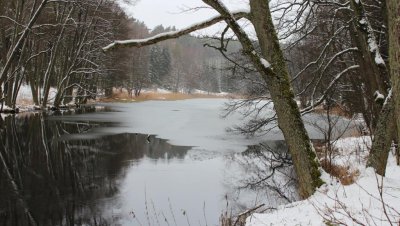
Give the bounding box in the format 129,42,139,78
99,91,238,102
320,159,360,185
16,98,34,106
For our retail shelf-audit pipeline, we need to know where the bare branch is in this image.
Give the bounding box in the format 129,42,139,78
102,11,250,52
301,65,360,114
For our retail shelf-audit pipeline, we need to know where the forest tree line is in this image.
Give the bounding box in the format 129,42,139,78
0,0,247,110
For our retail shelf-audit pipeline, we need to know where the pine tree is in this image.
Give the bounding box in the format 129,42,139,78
148,45,171,86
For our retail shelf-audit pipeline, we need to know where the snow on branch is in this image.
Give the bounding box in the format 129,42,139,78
354,0,386,67
202,0,275,75
0,0,49,83
102,11,249,52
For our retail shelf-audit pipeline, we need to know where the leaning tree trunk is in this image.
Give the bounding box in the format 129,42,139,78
366,0,398,175
367,94,395,175
388,0,400,157
249,0,323,198
205,0,324,198
349,0,391,131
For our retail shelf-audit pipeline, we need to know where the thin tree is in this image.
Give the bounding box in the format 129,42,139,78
0,0,48,107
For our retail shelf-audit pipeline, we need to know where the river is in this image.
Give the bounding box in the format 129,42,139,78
0,99,359,225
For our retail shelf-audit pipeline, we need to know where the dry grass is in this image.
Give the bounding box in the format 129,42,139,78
313,141,360,186
320,159,360,185
100,91,237,102
16,98,34,106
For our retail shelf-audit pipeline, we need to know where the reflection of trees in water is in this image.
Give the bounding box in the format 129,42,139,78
0,112,190,225
224,141,298,213
100,133,190,161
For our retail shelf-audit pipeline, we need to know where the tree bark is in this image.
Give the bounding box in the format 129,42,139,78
202,0,323,198
387,0,400,159
367,93,395,175
349,0,390,131
365,0,399,175
0,0,48,93
248,0,323,198
42,7,72,108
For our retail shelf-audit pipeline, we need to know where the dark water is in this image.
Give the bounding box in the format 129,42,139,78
0,106,293,226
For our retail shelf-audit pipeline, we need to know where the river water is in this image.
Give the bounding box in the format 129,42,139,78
0,100,358,226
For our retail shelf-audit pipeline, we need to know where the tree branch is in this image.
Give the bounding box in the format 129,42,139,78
102,11,250,52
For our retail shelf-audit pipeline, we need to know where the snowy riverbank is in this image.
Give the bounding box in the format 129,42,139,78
246,136,400,226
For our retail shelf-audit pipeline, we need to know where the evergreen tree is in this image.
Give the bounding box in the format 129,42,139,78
148,45,171,86
149,45,161,85
161,47,171,87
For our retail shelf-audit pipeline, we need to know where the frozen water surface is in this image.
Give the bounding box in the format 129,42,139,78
0,99,360,225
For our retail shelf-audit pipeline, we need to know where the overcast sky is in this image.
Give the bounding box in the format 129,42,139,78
118,0,250,35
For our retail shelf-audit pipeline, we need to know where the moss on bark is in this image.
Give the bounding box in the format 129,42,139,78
249,0,323,198
387,0,400,156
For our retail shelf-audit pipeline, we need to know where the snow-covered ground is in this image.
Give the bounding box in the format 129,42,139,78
16,84,58,104
11,85,231,110
6,84,59,112
137,87,231,96
191,89,231,96
141,88,173,94
246,136,400,226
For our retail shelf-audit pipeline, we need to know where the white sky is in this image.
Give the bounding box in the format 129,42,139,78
119,0,250,35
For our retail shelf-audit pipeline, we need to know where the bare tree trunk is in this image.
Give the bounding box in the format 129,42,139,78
202,0,323,198
367,94,395,175
0,0,48,96
53,4,99,108
387,0,400,160
42,7,72,108
248,0,323,198
349,0,390,131
366,0,398,175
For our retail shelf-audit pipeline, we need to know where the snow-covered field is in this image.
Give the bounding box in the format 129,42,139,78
246,136,400,226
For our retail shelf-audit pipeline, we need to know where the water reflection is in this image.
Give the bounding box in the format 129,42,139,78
223,141,297,215
0,111,190,226
0,107,300,226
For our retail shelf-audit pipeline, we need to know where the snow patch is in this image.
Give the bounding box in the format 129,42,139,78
374,90,385,102
331,136,371,170
375,52,385,65
260,58,271,68
246,136,400,226
364,18,386,66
